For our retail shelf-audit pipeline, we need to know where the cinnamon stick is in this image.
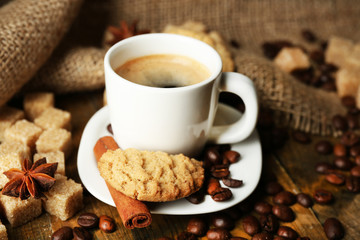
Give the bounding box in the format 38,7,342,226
94,136,152,229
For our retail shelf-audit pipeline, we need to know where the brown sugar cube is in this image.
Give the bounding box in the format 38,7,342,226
0,142,31,189
325,36,354,67
23,92,54,121
36,128,72,157
336,67,360,97
33,151,65,175
345,43,360,69
0,220,7,240
274,47,310,73
0,106,24,142
34,107,71,130
4,120,42,148
0,194,42,227
43,174,83,221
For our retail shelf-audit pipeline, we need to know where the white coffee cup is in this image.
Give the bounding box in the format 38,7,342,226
104,33,258,156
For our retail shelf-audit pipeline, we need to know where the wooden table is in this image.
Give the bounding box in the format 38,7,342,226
6,90,359,239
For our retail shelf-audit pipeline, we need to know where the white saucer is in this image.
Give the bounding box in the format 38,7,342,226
77,104,262,215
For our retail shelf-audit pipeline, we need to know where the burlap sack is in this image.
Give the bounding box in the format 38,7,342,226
0,0,83,106
6,0,360,135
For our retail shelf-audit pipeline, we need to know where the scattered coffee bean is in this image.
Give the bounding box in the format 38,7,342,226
313,189,333,204
333,157,353,170
341,131,359,146
99,215,115,233
212,213,235,230
325,172,346,185
333,143,347,157
206,228,231,240
186,188,205,204
350,165,360,177
77,213,99,229
222,178,243,188
106,124,113,134
315,162,335,174
341,96,356,109
177,231,197,240
346,176,360,193
51,226,73,240
292,130,311,144
252,232,274,240
277,226,299,240
230,40,240,49
242,215,260,236
301,29,317,42
332,115,348,131
265,181,284,195
211,187,233,202
205,148,222,165
73,227,92,240
273,191,296,206
315,140,333,155
254,201,273,215
272,205,295,222
187,217,208,236
259,214,279,233
296,193,313,208
211,165,230,178
350,145,360,157
223,150,241,163
323,218,344,240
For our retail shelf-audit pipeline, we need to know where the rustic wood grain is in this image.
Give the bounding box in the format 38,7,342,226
4,91,358,239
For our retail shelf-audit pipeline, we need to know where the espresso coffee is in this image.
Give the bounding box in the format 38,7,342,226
115,54,211,88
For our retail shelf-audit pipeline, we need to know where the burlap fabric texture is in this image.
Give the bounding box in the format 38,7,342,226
3,0,360,136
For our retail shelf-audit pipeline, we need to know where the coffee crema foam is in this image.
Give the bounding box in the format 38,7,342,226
115,54,211,88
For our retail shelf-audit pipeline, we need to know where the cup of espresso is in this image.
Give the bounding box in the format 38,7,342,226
104,33,258,156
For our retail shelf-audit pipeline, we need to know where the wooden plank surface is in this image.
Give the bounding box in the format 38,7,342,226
4,90,358,239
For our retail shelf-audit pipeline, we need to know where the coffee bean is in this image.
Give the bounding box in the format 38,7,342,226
242,215,260,236
301,29,317,42
277,226,298,240
347,114,359,129
211,187,233,202
51,226,73,240
205,148,222,165
212,212,235,230
333,143,347,157
187,217,208,236
350,145,360,157
77,213,99,229
99,215,115,233
223,150,241,163
325,172,346,185
296,193,313,208
206,228,231,240
341,131,360,146
272,205,295,222
346,176,360,193
315,162,335,174
106,124,113,134
315,140,333,155
292,130,311,144
230,40,240,49
265,181,283,195
341,96,356,109
254,201,273,215
333,157,353,170
211,165,230,178
350,165,360,177
252,232,274,240
259,214,279,233
323,218,344,240
186,188,205,204
273,191,296,206
222,178,243,188
73,227,92,240
177,231,197,240
313,189,333,204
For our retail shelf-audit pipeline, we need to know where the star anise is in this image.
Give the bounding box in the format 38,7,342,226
2,158,58,200
106,20,150,46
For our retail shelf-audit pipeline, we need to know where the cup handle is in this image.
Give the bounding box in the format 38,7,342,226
209,72,258,144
